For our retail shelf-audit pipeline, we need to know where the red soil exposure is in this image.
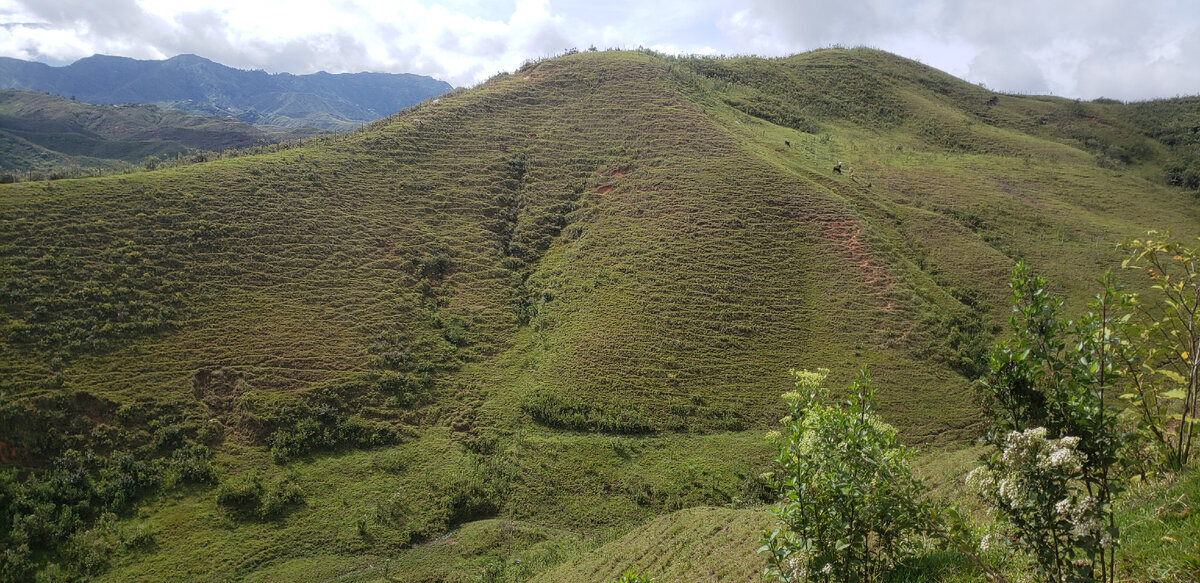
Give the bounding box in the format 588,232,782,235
596,185,613,194
819,218,894,309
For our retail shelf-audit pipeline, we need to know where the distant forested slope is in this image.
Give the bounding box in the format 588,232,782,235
0,53,452,130
0,89,320,176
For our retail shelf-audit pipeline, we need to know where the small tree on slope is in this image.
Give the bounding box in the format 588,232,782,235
974,263,1127,583
762,369,934,583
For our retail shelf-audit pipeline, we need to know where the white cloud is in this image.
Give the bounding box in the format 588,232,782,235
968,48,1050,95
720,0,1200,100
0,0,1198,98
0,0,583,86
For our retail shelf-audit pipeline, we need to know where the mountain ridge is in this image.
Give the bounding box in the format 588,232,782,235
0,53,453,130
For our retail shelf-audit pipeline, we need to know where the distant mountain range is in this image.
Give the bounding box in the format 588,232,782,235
0,54,453,130
0,89,320,174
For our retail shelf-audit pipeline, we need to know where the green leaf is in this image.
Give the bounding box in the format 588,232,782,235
1160,389,1188,400
1158,369,1186,384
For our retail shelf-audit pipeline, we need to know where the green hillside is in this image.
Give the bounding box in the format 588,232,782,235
0,89,320,177
1,48,1197,582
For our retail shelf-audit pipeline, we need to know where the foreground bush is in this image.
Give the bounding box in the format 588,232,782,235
762,369,934,582
976,262,1127,582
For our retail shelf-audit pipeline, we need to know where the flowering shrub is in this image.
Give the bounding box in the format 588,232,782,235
976,264,1127,582
968,428,1111,582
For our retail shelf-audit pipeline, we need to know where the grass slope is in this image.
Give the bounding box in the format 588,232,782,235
1,48,1198,581
530,506,771,582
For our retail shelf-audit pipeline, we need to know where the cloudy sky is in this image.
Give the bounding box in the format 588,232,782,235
1,0,1198,101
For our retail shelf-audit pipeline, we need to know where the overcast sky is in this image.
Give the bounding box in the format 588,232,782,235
1,0,1198,101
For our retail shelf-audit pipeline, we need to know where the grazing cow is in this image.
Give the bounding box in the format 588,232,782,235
784,140,791,148
986,96,999,107
833,161,843,174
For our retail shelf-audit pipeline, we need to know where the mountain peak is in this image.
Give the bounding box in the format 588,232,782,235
67,53,138,66
164,53,217,65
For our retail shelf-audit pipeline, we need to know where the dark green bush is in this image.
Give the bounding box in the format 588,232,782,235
1163,153,1200,191
724,95,819,133
215,474,304,521
521,391,655,434
215,474,265,518
268,407,400,463
169,444,217,485
917,301,997,379
0,438,213,581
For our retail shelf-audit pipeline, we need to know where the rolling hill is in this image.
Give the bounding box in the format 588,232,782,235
0,89,321,176
0,48,1197,582
0,53,453,131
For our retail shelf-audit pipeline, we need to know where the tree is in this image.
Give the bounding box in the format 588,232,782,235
762,369,932,582
1117,233,1199,470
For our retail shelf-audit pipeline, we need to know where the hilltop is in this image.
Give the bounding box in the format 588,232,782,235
0,48,1197,582
0,53,453,130
0,89,320,177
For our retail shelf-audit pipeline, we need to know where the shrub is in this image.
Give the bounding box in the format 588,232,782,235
1117,233,1199,470
918,298,997,380
977,263,1128,582
215,474,304,521
268,406,401,463
521,391,655,434
614,572,656,583
967,428,1102,581
215,474,265,518
762,369,934,582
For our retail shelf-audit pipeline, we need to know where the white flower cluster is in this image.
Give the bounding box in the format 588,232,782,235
998,477,1025,505
979,531,1008,553
997,427,1085,476
1055,495,1105,541
965,466,992,491
968,428,1095,529
999,426,1050,466
1043,436,1083,474
784,553,808,581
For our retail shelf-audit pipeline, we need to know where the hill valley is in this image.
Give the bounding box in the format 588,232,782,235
0,48,1197,582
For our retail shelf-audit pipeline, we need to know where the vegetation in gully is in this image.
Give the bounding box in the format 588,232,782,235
1,47,1198,582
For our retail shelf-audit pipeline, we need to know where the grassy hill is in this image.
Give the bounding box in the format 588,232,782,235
0,89,323,177
1,48,1197,582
